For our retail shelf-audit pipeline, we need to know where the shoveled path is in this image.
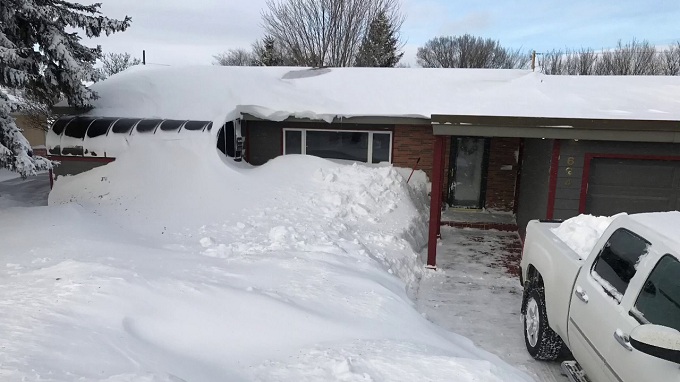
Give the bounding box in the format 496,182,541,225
416,226,567,382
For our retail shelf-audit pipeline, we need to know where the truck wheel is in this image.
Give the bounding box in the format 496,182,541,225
522,287,563,360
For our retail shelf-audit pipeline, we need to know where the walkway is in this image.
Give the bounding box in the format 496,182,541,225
416,226,567,382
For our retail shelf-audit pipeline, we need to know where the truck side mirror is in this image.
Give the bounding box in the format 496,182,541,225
630,324,680,364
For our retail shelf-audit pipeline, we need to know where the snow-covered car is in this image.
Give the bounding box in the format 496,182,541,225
519,212,680,382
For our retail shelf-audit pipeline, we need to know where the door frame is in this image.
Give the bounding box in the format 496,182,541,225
446,136,491,208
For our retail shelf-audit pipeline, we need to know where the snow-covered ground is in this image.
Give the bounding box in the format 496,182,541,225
0,137,534,381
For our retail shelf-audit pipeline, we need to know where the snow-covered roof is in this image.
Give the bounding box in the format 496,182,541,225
64,65,680,126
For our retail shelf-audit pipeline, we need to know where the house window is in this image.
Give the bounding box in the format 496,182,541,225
285,130,302,154
283,129,392,164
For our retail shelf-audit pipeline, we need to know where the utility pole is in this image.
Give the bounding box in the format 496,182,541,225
142,50,146,65
531,51,536,71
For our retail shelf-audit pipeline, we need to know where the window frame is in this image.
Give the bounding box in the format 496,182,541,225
590,227,650,303
282,128,393,164
630,254,680,330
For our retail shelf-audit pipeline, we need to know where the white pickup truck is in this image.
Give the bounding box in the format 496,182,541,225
520,212,680,382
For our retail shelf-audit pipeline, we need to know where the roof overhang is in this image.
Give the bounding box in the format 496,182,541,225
432,115,680,143
242,113,430,126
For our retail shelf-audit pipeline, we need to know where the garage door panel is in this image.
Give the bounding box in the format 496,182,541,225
589,185,675,197
586,158,680,216
587,194,674,216
589,161,676,188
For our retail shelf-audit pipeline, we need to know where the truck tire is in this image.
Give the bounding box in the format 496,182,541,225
522,287,563,360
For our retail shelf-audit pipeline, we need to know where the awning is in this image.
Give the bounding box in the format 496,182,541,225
432,115,680,143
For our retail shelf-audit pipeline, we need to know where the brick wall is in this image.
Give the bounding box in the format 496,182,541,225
392,125,450,196
485,137,520,211
392,128,518,211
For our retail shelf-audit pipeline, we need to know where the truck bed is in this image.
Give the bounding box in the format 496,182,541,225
521,220,586,344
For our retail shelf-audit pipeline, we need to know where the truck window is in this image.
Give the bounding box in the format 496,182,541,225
632,255,680,331
591,228,649,302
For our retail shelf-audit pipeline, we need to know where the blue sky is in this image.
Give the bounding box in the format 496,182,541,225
85,0,680,66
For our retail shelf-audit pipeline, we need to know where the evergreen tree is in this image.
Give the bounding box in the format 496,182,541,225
0,1,130,177
354,11,403,67
259,35,284,66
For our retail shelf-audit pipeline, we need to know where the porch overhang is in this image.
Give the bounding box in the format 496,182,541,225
432,115,680,143
426,114,680,269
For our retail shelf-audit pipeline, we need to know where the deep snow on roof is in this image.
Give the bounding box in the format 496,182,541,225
77,65,680,125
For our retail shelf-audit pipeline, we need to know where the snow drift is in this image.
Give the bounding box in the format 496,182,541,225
551,213,625,258
0,137,533,381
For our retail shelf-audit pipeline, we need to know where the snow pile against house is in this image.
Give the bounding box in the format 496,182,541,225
551,214,624,258
65,65,680,125
0,139,534,381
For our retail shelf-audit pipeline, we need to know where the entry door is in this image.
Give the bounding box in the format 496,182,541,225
448,137,488,208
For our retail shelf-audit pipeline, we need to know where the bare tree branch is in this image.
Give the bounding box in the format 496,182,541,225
416,34,529,69
213,49,258,66
262,0,404,67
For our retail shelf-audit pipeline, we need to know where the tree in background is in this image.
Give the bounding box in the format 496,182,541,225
540,39,680,75
213,48,258,66
661,43,680,76
100,52,141,79
0,1,130,177
540,48,597,75
354,11,404,67
261,0,404,67
416,34,528,69
254,35,285,66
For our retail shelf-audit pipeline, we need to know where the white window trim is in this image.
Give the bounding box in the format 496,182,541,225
283,128,393,164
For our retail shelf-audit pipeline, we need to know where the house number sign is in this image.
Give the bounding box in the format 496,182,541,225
564,156,575,186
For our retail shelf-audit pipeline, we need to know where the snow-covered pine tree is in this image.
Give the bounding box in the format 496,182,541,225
354,11,403,67
260,35,284,66
0,1,130,177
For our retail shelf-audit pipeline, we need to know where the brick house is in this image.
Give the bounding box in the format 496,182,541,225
47,66,680,267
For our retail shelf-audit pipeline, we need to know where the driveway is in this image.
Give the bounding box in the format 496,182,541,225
416,226,568,382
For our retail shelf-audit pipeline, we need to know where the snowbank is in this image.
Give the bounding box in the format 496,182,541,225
0,139,534,381
551,214,624,258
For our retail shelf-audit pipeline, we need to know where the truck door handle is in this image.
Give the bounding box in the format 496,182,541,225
614,329,633,351
574,286,589,303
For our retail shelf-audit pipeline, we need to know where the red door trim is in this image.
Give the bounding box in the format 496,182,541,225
578,153,680,214
546,140,561,219
427,135,446,268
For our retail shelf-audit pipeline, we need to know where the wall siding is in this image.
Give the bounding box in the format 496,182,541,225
516,138,554,236
245,121,282,165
